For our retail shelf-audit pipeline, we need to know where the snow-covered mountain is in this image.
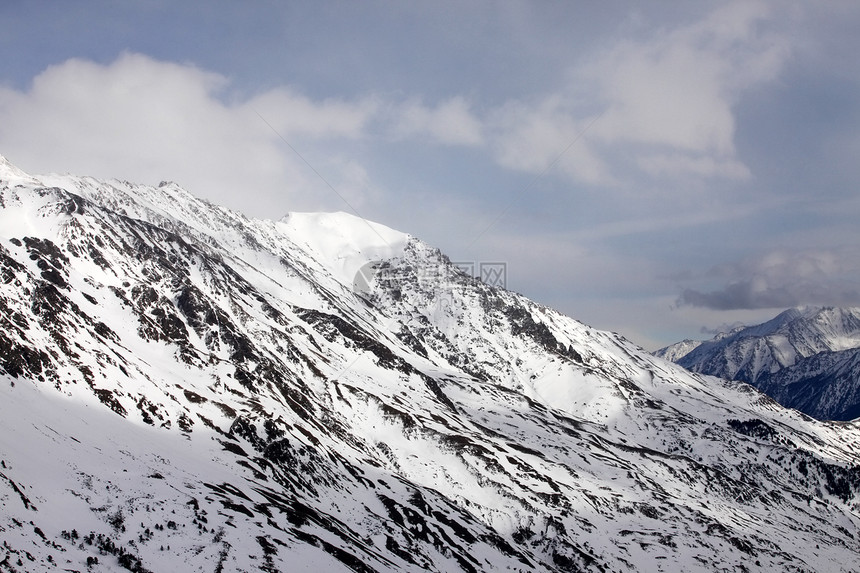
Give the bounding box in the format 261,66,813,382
760,347,860,420
3,156,860,572
651,338,704,362
657,307,860,420
652,327,746,364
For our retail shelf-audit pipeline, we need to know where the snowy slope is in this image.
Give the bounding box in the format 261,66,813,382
657,307,860,420
3,156,860,572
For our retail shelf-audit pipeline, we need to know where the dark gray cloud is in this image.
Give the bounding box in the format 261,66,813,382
700,322,746,336
679,281,798,310
677,248,860,310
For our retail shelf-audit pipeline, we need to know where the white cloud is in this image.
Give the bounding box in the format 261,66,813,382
0,53,491,220
248,88,378,140
488,96,611,185
0,0,794,223
390,96,484,146
486,1,790,185
587,1,789,175
637,153,751,180
0,53,382,218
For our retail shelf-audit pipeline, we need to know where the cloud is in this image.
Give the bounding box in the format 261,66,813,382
486,1,790,186
679,280,798,311
249,88,378,140
0,0,795,224
390,96,484,146
0,52,383,217
700,322,746,336
587,1,787,152
488,96,611,185
677,248,860,310
0,52,489,220
637,153,751,180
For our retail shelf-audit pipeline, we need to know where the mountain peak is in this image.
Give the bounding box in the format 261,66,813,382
280,210,407,242
0,155,41,185
279,210,410,283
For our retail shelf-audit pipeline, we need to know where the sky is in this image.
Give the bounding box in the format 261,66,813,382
2,1,860,350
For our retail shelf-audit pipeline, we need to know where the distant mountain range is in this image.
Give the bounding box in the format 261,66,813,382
655,306,860,420
3,156,860,571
